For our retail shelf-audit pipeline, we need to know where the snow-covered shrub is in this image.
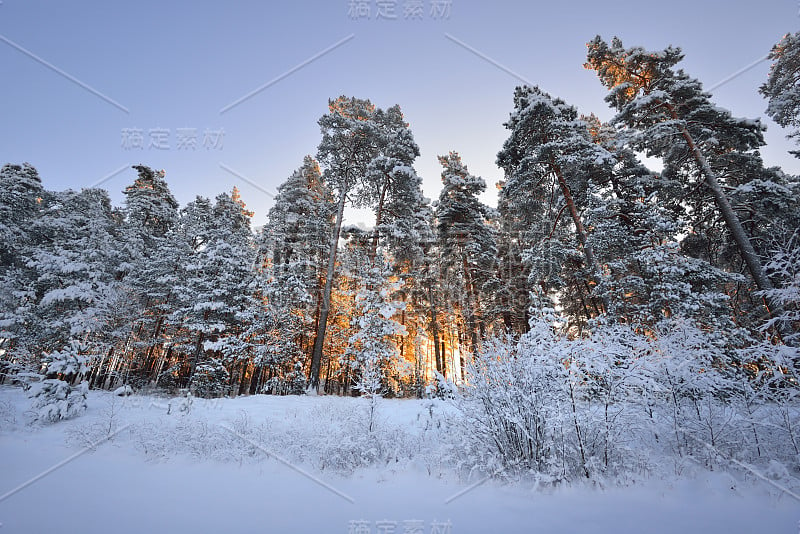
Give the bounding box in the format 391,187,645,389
266,400,421,473
42,340,91,380
259,372,305,395
157,363,183,393
189,359,229,398
455,310,800,486
735,338,800,464
66,395,127,447
426,371,457,400
565,322,657,476
648,319,742,460
760,232,800,344
23,342,91,424
7,371,42,391
0,398,16,429
0,359,26,385
456,323,574,480
286,360,307,395
28,379,88,423
454,316,759,482
260,376,282,395
114,385,134,396
168,390,194,414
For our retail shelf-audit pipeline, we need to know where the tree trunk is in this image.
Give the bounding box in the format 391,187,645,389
427,284,443,376
324,357,333,394
249,366,261,395
369,182,389,267
90,347,112,388
550,157,610,315
462,251,481,355
440,340,447,379
666,106,791,342
309,186,348,390
190,329,204,378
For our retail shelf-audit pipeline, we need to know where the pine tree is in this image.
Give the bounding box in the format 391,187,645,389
261,156,333,380
120,165,181,387
585,36,789,339
760,232,800,344
171,191,256,396
123,166,179,252
581,115,738,327
435,152,497,364
310,97,431,390
357,105,435,391
265,157,332,274
416,209,447,379
0,163,44,270
0,163,45,371
357,105,424,266
253,266,311,393
0,185,128,392
29,189,124,351
761,31,800,156
310,97,381,390
493,189,531,334
497,87,615,328
345,257,406,397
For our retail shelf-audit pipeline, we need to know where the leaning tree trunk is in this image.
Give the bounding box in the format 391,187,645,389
664,103,791,343
309,185,348,390
549,157,611,315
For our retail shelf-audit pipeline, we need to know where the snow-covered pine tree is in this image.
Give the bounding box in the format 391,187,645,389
423,210,450,374
585,37,789,339
310,97,382,390
705,153,800,329
26,188,124,354
171,191,257,397
0,163,45,376
344,252,406,398
0,163,44,271
435,152,497,365
496,86,615,329
581,115,738,328
265,156,332,281
493,186,532,335
760,232,800,345
386,196,436,395
0,183,129,397
123,166,179,252
356,105,423,265
250,257,314,394
761,31,800,156
28,340,90,424
259,155,334,385
28,377,88,424
357,105,436,392
120,165,181,388
311,97,429,391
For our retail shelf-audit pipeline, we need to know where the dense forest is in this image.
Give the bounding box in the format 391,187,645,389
1,34,799,414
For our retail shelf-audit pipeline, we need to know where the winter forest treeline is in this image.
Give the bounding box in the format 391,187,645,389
2,35,800,406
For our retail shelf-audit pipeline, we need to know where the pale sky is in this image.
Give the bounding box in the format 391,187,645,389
2,0,798,226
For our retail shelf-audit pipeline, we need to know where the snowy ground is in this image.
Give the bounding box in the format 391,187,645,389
0,386,797,533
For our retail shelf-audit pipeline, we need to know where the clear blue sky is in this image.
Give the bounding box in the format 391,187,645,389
2,0,798,226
